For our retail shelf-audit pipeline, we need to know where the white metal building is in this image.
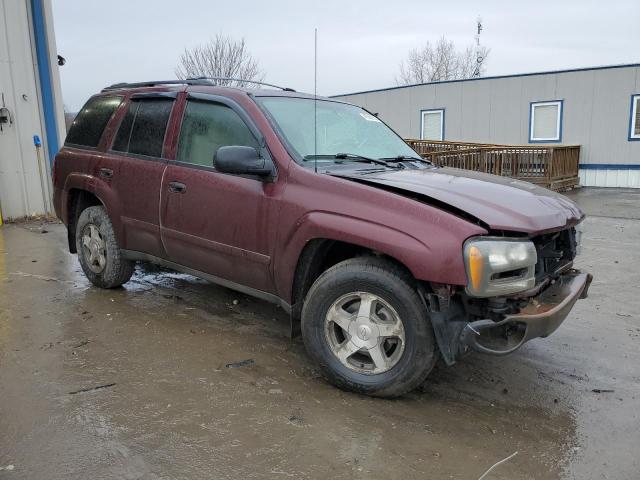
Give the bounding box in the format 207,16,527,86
334,64,640,188
0,0,65,222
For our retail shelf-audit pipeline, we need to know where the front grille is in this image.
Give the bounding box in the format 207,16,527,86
532,227,577,282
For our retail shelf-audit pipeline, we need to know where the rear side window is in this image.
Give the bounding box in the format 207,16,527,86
113,98,173,157
177,101,258,167
65,95,122,148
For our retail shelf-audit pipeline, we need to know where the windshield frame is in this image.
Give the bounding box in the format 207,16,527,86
251,94,422,167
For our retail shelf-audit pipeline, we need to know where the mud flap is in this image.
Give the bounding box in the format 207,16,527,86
429,308,469,366
289,303,302,339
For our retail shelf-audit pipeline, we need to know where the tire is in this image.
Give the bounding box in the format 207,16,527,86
301,257,439,398
75,205,135,289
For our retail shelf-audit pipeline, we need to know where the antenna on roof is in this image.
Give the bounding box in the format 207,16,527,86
314,28,318,174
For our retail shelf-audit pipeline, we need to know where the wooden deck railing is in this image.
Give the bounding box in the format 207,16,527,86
405,139,581,191
406,139,499,154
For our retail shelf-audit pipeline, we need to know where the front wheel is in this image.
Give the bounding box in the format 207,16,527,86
301,257,439,397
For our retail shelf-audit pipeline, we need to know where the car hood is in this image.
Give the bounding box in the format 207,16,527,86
334,167,584,234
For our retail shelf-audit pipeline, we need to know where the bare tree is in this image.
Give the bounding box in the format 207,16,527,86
176,34,265,87
396,37,489,85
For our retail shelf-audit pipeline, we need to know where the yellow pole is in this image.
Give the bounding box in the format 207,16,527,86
0,202,3,226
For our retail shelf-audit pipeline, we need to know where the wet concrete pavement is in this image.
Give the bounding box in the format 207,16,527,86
1,187,639,479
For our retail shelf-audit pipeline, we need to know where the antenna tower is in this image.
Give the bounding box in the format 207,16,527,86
473,16,484,78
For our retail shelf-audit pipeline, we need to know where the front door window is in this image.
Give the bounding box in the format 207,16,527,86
176,101,259,167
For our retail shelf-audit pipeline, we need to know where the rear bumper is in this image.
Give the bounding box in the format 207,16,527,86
460,270,592,356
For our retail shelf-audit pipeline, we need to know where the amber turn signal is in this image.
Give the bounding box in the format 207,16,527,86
468,245,484,291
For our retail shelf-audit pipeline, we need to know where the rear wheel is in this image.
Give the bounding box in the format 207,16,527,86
75,206,135,288
301,257,438,397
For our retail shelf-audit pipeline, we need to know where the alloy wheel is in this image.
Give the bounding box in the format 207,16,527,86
81,224,107,274
324,292,406,374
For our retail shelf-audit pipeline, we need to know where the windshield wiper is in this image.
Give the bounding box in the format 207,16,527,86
303,153,401,169
380,155,432,165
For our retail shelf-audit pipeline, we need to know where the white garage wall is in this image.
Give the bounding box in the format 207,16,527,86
0,0,62,220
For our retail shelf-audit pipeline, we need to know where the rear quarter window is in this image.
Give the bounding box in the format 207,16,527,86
65,96,122,148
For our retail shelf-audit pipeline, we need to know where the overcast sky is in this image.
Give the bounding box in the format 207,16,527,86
52,0,639,111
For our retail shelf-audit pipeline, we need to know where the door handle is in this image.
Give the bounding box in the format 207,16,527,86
168,181,187,193
99,168,113,178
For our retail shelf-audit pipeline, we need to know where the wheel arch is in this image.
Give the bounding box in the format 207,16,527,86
62,174,122,253
286,232,422,337
291,239,415,307
278,211,432,302
66,189,103,253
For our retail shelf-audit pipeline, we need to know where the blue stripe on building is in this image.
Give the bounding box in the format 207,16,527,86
579,164,640,170
31,0,59,166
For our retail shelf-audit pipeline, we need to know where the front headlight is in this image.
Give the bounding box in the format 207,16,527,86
463,238,537,297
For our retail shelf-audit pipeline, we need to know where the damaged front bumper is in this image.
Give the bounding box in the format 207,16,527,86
460,270,592,356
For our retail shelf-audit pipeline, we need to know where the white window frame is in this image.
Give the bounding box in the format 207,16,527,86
420,109,445,141
629,94,640,141
529,100,563,143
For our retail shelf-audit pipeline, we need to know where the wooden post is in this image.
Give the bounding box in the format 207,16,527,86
548,148,554,189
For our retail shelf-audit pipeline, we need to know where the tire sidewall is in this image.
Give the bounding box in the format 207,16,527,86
75,206,127,288
302,261,438,396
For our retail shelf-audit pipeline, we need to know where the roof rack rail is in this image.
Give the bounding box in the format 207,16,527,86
185,77,296,92
101,79,211,92
102,78,296,92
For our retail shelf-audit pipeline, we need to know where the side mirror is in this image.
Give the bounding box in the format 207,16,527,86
214,146,273,177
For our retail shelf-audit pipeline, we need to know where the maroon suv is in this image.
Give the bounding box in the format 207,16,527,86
53,79,592,397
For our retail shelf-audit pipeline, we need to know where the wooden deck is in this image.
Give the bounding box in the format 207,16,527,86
405,140,581,191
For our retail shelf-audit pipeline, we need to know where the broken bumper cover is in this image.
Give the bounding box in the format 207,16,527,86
460,271,593,356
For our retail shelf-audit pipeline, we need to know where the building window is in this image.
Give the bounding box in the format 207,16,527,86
629,94,640,141
529,100,563,143
420,109,444,141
